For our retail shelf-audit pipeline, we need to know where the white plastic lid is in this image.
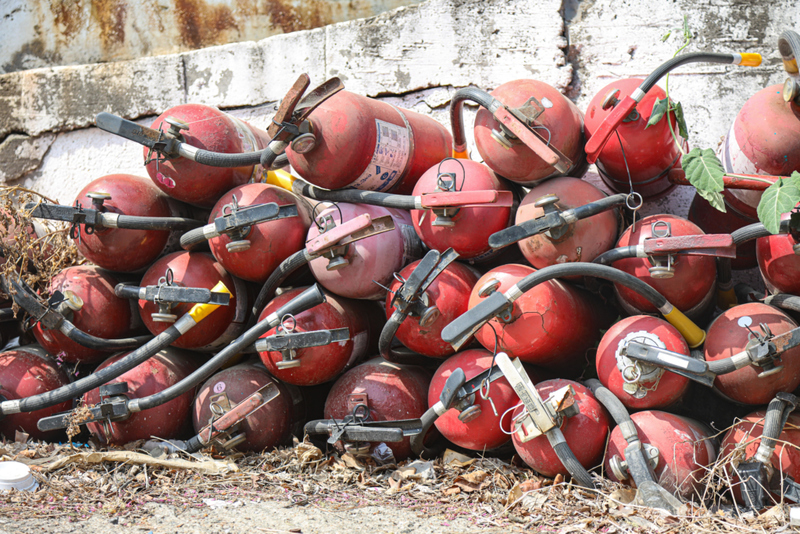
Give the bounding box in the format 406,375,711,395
0,461,38,491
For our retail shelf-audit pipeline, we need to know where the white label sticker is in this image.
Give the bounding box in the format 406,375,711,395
738,316,753,329
347,119,410,192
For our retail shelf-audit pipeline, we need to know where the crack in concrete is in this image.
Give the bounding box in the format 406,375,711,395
560,0,582,101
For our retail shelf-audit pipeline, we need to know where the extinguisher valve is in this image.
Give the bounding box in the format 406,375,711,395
616,331,667,398
307,214,395,271
457,404,482,423
600,89,640,123
36,382,132,433
608,444,660,481
621,341,715,388
784,78,800,105
163,117,190,139
86,192,111,210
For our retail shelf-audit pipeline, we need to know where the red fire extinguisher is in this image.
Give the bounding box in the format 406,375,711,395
450,80,587,185
757,210,800,295
584,51,761,198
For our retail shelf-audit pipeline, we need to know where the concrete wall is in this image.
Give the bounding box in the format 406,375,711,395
2,0,798,218
1,0,421,74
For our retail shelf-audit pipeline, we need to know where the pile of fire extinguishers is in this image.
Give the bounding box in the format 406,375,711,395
2,28,800,517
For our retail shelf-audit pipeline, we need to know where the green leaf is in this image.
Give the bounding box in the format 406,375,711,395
645,98,669,130
671,101,688,138
682,15,691,41
681,147,725,194
696,189,726,213
661,30,672,42
757,177,800,234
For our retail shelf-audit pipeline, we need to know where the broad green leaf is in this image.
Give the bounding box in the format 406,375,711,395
757,178,800,234
696,189,726,213
672,101,688,138
645,98,669,130
791,171,800,188
681,148,725,194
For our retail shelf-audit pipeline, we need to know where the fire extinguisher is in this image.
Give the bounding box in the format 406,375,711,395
137,252,248,351
187,183,312,283
323,358,432,461
25,174,203,273
489,177,625,268
720,394,800,509
757,210,800,295
256,286,378,386
30,265,145,364
584,51,761,198
450,80,587,185
0,345,72,441
463,263,605,374
499,355,607,488
381,248,478,362
409,159,516,262
595,315,691,410
601,214,734,325
604,409,717,501
192,363,304,452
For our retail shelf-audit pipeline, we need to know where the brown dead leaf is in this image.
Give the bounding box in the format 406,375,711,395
608,487,637,505
442,449,474,467
295,441,323,467
553,473,564,485
340,453,364,471
519,478,542,492
453,470,490,492
443,486,461,496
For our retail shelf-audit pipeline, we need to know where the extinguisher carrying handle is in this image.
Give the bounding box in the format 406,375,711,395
2,274,154,352
489,193,627,249
667,168,781,191
24,202,204,232
585,51,762,163
592,234,736,265
411,367,467,459
179,203,298,250
12,287,227,421
114,283,231,307
304,418,420,445
254,328,350,353
127,284,326,416
441,262,706,349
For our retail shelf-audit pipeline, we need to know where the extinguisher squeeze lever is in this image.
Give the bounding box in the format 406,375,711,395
489,193,627,249
179,202,298,250
115,283,231,307
255,327,350,369
585,51,762,163
380,248,459,364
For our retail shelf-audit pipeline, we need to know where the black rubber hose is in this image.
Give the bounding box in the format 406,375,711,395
760,396,789,456
640,53,746,95
450,87,499,153
0,308,15,322
115,215,203,231
571,194,628,220
1,322,183,415
7,277,152,351
409,409,441,459
767,294,800,314
593,246,639,266
289,180,416,210
377,311,432,366
252,249,310,317
706,357,738,376
131,285,325,413
304,420,335,437
259,146,280,169
718,220,792,287
778,30,800,69
179,227,209,250
585,379,637,443
551,437,595,489
515,262,667,308
192,149,265,168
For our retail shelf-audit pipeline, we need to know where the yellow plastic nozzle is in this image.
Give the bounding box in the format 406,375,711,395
738,53,762,67
783,59,799,74
452,148,470,160
716,287,738,310
188,281,231,323
266,169,296,192
663,307,706,348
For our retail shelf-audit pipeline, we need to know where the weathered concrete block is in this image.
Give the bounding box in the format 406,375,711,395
0,55,184,138
184,29,327,107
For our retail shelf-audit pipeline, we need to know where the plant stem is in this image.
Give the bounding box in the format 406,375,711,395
665,15,691,156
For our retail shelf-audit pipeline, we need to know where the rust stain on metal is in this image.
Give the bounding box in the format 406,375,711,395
91,0,128,51
174,0,239,49
265,0,333,34
50,0,85,39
